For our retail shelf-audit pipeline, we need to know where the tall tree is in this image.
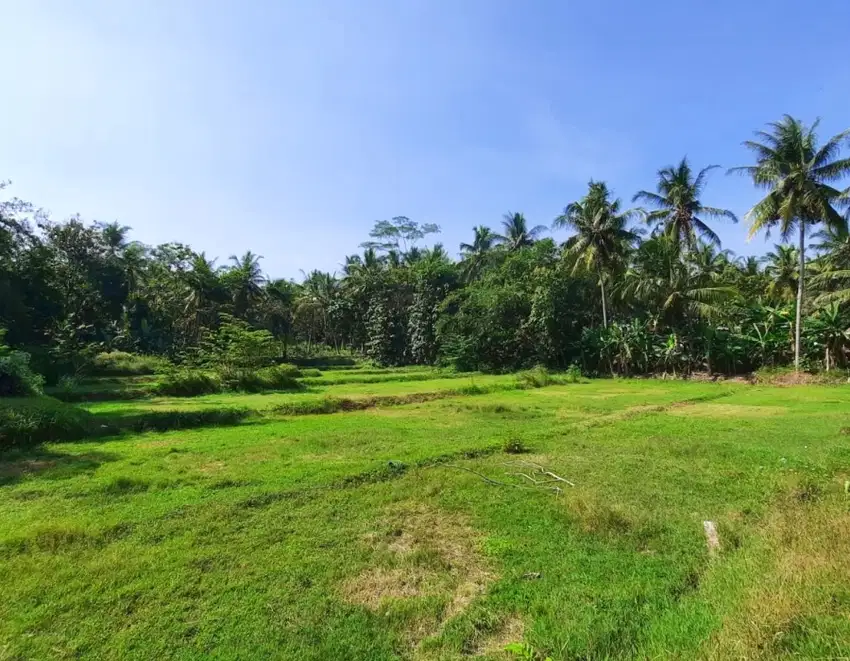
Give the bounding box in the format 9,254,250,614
633,157,737,254
97,221,132,257
459,225,496,281
730,115,850,369
225,251,266,319
361,217,440,256
764,244,798,302
553,181,640,327
183,253,225,339
495,212,547,251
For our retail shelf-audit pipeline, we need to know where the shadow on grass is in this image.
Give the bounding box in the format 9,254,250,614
0,447,120,487
2,397,254,450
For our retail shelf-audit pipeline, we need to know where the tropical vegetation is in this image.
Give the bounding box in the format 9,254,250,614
2,115,850,382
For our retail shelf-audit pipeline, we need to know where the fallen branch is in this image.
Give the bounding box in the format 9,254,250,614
442,464,562,493
504,460,575,487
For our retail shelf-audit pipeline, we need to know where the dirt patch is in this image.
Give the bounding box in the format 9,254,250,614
197,461,226,474
342,504,494,636
669,404,787,418
0,459,55,480
754,370,839,386
471,616,525,658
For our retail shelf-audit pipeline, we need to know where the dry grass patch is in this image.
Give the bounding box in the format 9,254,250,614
670,403,787,418
701,490,850,660
197,460,226,474
342,504,495,631
471,615,525,658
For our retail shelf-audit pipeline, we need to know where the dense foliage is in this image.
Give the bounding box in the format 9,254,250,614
2,116,850,379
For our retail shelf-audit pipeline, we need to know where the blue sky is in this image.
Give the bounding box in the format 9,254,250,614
2,0,849,279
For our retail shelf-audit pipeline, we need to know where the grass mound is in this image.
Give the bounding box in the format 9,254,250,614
0,397,93,447
0,397,251,448
154,370,222,397
90,352,169,376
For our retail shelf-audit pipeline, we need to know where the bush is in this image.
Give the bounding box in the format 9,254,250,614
219,365,303,393
90,351,169,376
517,365,553,388
154,370,222,397
272,363,303,378
564,363,583,383
0,397,255,449
503,438,530,454
0,397,94,448
117,407,250,433
289,355,358,367
0,350,45,397
195,316,279,369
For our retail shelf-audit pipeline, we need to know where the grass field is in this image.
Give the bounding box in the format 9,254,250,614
3,376,850,659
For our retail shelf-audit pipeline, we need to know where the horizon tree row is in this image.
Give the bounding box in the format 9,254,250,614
1,115,849,379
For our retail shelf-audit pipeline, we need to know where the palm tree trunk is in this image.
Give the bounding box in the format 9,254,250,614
795,223,805,371
599,271,608,328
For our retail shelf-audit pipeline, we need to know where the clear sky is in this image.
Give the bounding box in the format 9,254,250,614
2,0,849,279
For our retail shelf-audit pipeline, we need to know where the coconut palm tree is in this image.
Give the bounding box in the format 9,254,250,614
97,221,132,257
811,225,850,308
182,253,225,339
295,270,339,350
553,181,641,327
459,225,496,281
764,244,798,302
633,157,737,255
495,212,547,251
622,234,734,330
262,278,296,350
226,251,266,318
729,115,850,369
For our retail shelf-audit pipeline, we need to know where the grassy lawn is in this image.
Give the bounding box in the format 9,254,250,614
2,379,850,659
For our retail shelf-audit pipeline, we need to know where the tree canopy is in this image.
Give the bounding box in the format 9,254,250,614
2,114,850,379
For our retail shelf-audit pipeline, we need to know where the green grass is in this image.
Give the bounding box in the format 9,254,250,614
2,378,850,659
79,373,524,415
47,366,465,402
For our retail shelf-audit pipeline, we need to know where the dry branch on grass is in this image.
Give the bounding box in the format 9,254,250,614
441,461,573,494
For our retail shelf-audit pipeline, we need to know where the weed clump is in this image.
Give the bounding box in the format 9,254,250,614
154,370,222,397
218,365,303,393
90,351,169,376
517,365,552,388
503,439,530,455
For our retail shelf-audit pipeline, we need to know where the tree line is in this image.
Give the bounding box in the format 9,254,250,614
2,115,850,379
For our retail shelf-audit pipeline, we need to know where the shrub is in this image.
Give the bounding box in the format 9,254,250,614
0,397,94,448
289,355,357,367
219,365,303,393
57,374,80,394
564,363,583,383
117,407,250,433
0,332,45,397
90,351,168,376
503,438,530,454
517,365,552,388
154,370,222,397
0,350,45,397
272,363,303,378
0,398,252,449
195,316,279,369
